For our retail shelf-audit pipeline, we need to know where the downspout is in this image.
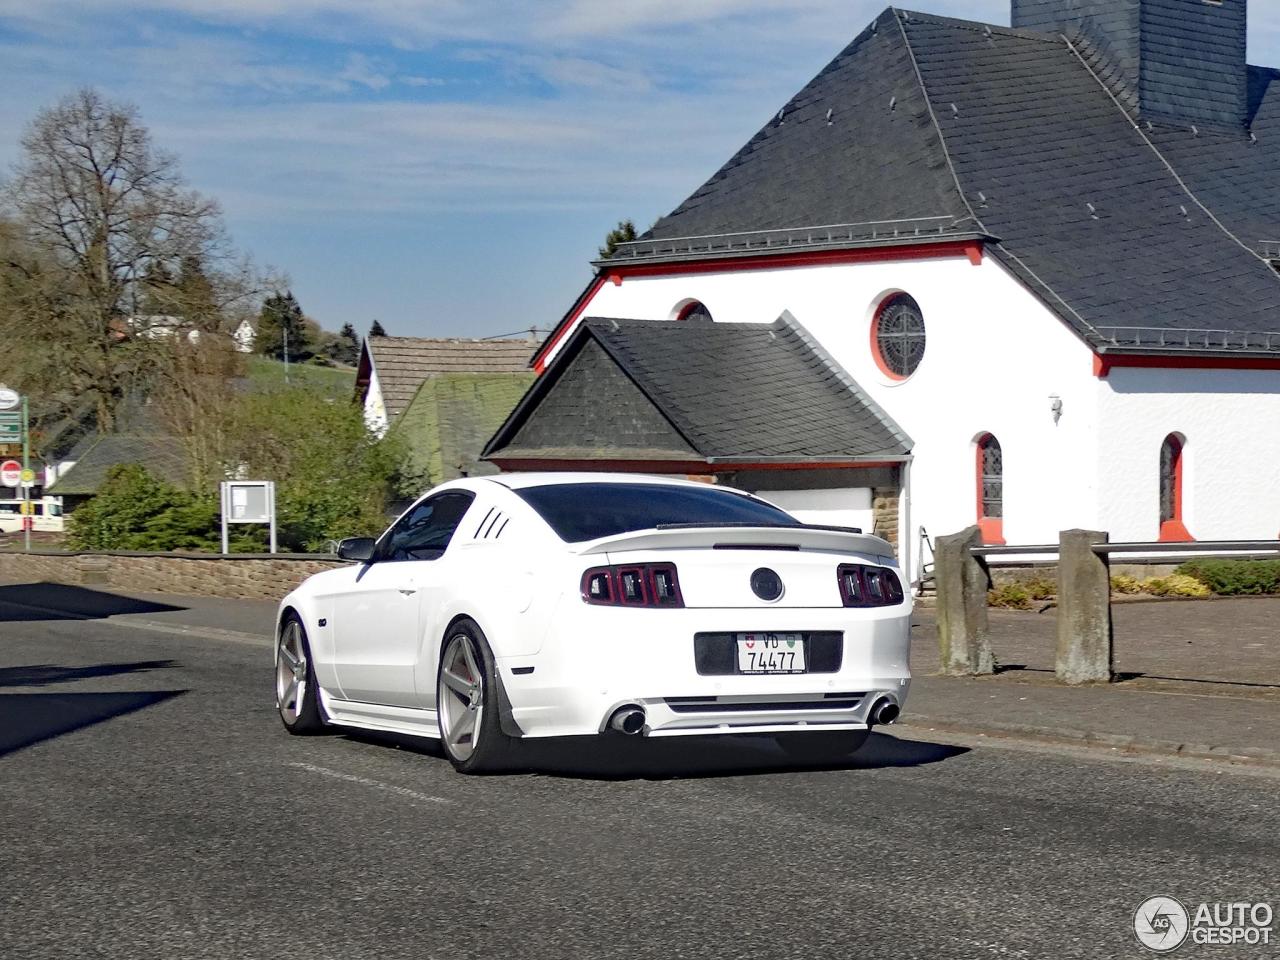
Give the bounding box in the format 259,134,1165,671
899,456,914,586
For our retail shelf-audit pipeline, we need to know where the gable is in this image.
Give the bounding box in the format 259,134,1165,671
496,338,697,461
486,315,911,467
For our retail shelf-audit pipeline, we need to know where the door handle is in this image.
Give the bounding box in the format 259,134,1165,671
398,588,418,596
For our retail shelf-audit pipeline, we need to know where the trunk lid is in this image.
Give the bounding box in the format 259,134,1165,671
578,525,899,609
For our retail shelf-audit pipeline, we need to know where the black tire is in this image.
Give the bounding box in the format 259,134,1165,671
275,613,327,735
436,619,517,774
773,729,870,763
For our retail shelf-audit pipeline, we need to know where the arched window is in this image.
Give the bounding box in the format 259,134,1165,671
674,300,712,322
976,433,1004,544
1158,433,1192,542
870,292,926,380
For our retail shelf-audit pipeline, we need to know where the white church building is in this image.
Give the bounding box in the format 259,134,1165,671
484,0,1280,584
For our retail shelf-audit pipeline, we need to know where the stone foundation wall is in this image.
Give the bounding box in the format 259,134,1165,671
872,487,899,547
0,551,345,601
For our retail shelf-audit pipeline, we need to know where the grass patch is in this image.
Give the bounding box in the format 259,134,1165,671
247,355,356,397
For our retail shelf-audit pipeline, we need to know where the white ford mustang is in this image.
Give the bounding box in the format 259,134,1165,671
275,473,912,773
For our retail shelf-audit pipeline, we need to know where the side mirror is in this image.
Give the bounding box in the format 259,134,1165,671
337,537,377,563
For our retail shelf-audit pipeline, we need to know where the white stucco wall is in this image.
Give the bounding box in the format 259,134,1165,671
363,367,389,437
1097,366,1280,541
751,487,874,534
558,251,1102,577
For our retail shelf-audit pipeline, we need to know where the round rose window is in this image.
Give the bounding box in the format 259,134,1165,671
871,293,926,380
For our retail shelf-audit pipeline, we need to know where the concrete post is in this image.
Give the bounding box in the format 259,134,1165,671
1055,529,1113,684
934,525,995,676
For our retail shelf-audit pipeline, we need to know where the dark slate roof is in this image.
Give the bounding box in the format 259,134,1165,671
390,372,535,485
600,7,1280,358
47,435,187,496
357,335,542,423
484,313,911,464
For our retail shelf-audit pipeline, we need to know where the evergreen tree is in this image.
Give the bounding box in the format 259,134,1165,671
256,291,311,360
325,322,360,365
369,319,387,338
598,219,637,259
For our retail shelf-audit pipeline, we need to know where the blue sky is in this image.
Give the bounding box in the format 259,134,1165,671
1,1,1278,338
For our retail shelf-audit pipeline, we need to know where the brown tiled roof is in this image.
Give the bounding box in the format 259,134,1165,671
364,336,541,422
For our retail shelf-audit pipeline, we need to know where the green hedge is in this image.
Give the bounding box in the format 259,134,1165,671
1176,559,1280,596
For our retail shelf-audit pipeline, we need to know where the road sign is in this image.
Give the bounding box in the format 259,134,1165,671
20,468,35,485
0,412,20,439
0,387,18,411
0,460,19,487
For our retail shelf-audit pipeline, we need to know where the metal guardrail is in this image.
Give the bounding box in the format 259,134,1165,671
972,540,1280,564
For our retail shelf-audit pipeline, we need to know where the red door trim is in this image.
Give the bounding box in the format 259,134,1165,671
975,433,1005,545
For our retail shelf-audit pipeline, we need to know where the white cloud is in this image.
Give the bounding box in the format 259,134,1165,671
337,52,391,91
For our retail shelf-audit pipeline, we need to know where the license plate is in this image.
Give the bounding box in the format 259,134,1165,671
736,633,806,674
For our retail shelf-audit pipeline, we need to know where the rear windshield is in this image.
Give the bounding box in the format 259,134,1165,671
515,482,799,543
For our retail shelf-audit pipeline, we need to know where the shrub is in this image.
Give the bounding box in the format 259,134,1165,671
1142,574,1211,598
1110,574,1143,595
988,582,1032,609
1022,576,1056,600
1177,559,1280,596
67,464,219,551
67,464,270,552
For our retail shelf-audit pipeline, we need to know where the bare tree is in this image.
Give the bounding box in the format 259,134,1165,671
1,88,262,431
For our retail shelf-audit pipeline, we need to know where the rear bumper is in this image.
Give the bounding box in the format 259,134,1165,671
497,602,912,738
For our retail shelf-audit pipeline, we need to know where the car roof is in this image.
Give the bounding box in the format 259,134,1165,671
480,472,735,493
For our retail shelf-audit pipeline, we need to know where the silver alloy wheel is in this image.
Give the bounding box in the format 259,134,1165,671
438,634,484,761
276,620,308,724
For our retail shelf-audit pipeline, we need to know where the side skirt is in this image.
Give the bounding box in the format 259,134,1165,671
319,690,441,740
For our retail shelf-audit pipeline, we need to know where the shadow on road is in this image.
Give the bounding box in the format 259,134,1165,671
0,689,186,757
0,583,187,622
339,728,969,781
0,583,186,627
0,660,176,687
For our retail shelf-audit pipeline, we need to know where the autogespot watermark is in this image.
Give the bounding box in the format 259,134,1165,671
1134,896,1275,952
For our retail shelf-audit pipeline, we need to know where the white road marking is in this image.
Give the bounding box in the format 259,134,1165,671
286,761,453,804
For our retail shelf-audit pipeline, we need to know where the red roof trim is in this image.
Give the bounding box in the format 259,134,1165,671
1094,353,1280,377
532,275,607,374
531,240,984,373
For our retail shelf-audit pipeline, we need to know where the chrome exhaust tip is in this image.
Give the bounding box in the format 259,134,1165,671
608,705,646,736
870,698,900,726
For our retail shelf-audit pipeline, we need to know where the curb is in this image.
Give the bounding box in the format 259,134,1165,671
895,716,1280,769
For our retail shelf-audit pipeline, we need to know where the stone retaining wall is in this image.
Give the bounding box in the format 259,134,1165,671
0,550,346,601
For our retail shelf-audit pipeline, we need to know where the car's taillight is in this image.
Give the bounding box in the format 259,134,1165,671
581,563,684,607
837,563,904,607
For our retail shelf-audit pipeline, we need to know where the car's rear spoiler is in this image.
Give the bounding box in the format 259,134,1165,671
575,524,896,560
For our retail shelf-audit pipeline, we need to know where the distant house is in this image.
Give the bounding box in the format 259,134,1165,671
124,314,199,343
44,397,188,511
355,335,541,437
232,318,256,353
45,434,188,511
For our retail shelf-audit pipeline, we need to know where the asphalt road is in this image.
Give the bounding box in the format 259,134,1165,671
1,592,1277,960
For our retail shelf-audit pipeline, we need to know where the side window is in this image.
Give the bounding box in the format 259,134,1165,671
381,492,475,561
975,432,1004,545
